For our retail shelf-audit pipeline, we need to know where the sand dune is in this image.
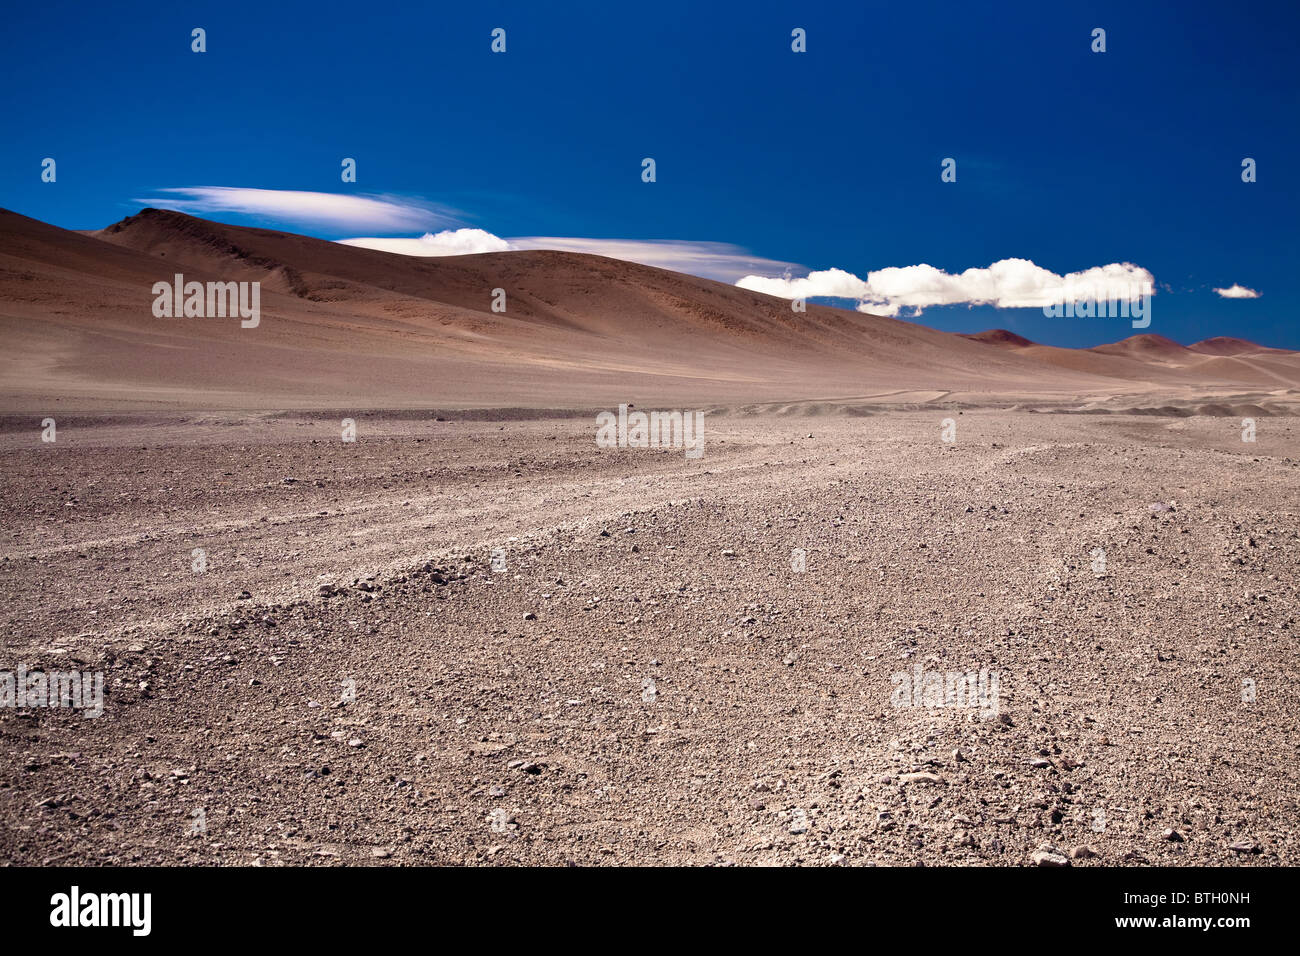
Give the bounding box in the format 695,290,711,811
1,207,1297,413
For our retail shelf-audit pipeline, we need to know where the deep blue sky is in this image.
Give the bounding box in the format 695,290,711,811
2,0,1297,348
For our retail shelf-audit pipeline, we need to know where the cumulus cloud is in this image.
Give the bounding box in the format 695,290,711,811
339,233,798,282
135,187,457,232
736,258,1155,317
1213,283,1261,299
337,229,510,256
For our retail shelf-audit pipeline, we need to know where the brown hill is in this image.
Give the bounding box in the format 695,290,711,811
1089,333,1194,363
1188,336,1287,356
2,207,1299,413
961,329,1035,349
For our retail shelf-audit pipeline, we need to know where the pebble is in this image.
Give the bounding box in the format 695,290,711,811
1031,844,1070,867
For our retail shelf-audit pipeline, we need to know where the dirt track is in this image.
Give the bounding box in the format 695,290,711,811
1,410,1297,865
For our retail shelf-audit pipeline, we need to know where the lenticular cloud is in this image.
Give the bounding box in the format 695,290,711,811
736,258,1155,317
1213,284,1261,299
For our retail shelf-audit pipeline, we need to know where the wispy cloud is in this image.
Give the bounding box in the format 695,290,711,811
338,233,799,282
134,187,458,232
508,237,797,282
736,259,1155,317
1213,283,1261,299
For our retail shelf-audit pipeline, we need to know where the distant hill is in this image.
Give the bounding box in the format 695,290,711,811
2,207,1298,412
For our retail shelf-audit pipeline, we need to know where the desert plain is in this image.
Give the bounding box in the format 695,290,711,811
0,207,1297,866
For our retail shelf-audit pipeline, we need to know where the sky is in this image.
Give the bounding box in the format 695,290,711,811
2,0,1297,348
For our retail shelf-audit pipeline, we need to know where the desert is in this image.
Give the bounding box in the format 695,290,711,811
1,208,1297,866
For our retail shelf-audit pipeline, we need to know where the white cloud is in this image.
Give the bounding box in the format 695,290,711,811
135,187,457,232
736,258,1155,317
338,233,798,282
337,229,510,256
509,237,798,281
134,188,1158,307
163,187,798,280
1213,283,1261,299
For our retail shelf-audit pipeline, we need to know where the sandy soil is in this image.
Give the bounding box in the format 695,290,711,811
2,410,1296,866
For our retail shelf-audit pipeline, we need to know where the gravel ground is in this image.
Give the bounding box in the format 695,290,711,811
1,409,1297,866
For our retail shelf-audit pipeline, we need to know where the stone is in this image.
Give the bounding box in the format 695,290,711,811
1031,844,1070,867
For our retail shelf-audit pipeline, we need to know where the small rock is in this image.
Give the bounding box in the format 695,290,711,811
1031,844,1070,867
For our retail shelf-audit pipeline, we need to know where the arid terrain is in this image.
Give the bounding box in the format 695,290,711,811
1,209,1298,866
1,411,1297,866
